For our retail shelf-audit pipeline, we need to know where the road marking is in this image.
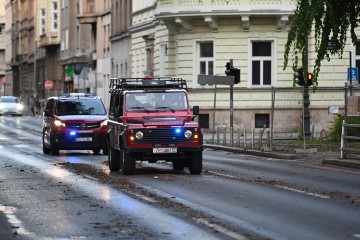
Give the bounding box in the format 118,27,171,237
275,185,330,199
208,170,331,199
353,234,360,238
14,144,29,148
195,218,248,240
207,170,242,180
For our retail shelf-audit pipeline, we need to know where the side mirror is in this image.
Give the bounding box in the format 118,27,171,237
44,109,52,117
192,106,199,115
192,106,199,120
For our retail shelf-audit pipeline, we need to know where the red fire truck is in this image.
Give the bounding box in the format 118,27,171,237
107,77,203,175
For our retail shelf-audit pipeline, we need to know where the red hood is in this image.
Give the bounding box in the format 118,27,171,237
129,116,185,126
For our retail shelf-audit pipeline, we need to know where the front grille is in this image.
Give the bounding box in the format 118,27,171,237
145,128,185,144
66,123,100,130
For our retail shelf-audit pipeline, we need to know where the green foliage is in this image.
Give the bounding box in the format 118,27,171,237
283,0,360,91
327,114,360,142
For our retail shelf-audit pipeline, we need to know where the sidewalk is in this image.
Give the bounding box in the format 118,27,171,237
203,143,360,169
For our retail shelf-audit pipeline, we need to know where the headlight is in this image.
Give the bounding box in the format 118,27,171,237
184,130,193,139
54,120,65,127
100,120,108,126
17,104,24,110
135,131,144,140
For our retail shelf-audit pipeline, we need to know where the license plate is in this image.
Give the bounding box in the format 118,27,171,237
153,147,177,154
75,137,92,142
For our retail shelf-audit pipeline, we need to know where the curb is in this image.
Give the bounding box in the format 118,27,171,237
204,144,360,169
322,158,360,169
204,144,297,160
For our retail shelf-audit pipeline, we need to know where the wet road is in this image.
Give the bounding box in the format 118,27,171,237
0,116,360,240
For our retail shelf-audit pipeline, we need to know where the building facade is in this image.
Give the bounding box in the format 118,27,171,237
3,0,360,135
129,0,360,136
0,0,5,96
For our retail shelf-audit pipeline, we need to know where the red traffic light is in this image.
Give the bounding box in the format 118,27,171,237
307,73,313,80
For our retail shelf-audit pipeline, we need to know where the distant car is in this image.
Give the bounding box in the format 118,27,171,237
42,93,108,155
0,96,24,116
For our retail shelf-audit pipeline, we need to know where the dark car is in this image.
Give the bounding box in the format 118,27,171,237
42,93,108,155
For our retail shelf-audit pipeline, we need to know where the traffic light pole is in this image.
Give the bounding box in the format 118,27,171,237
303,34,311,139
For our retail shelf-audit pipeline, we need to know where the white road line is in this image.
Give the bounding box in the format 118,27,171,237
195,218,248,240
274,185,330,199
208,170,331,199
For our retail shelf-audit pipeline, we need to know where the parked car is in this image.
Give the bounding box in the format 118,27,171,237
0,96,24,116
42,93,108,155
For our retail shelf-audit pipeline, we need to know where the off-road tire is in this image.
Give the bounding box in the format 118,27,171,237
189,152,202,174
121,149,135,175
109,146,121,171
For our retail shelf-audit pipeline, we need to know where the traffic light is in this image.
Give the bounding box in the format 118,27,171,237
307,72,313,86
225,62,240,84
296,67,305,86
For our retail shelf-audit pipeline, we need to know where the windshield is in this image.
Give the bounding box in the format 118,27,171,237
0,97,19,103
56,99,107,116
125,92,188,111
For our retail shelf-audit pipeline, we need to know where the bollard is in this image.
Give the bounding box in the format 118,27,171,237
259,130,263,149
243,129,247,149
251,129,254,148
217,127,220,145
223,127,227,145
237,128,240,147
266,129,270,147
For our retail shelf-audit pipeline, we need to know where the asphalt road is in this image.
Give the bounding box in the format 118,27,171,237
0,116,359,240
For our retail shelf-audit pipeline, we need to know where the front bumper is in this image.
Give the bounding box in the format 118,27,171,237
52,131,107,150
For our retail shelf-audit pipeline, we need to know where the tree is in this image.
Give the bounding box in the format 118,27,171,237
283,0,360,90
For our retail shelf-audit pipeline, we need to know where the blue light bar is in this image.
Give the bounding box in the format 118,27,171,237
175,128,182,134
69,131,76,136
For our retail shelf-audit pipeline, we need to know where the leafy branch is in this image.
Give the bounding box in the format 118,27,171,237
283,0,360,91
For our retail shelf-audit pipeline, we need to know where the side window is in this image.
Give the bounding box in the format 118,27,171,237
109,95,122,117
198,42,214,75
44,99,54,113
251,41,272,86
355,40,360,78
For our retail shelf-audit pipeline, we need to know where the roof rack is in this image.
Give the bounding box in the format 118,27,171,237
109,77,187,94
58,93,96,99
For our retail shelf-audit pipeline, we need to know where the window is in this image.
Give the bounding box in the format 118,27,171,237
255,114,270,128
40,9,46,35
52,2,58,31
198,42,214,75
251,41,272,86
355,40,360,79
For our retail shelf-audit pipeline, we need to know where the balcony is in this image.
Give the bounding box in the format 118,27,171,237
39,34,60,48
156,0,295,31
77,0,98,24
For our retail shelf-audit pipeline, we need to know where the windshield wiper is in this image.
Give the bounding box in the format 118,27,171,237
130,106,150,113
155,106,175,113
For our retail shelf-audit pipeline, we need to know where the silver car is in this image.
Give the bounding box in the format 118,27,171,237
0,96,24,116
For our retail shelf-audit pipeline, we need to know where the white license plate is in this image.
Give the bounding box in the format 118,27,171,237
153,147,177,154
75,137,92,142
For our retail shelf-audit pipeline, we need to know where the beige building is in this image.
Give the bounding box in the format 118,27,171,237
130,0,360,136
0,0,5,96
75,0,112,103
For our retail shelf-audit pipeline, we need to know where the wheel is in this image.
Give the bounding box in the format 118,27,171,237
93,148,100,155
189,152,203,174
173,160,185,171
121,149,135,175
42,136,51,155
109,146,121,171
51,147,59,156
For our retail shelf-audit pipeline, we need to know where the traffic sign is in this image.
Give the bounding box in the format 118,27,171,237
347,67,359,84
44,80,53,89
